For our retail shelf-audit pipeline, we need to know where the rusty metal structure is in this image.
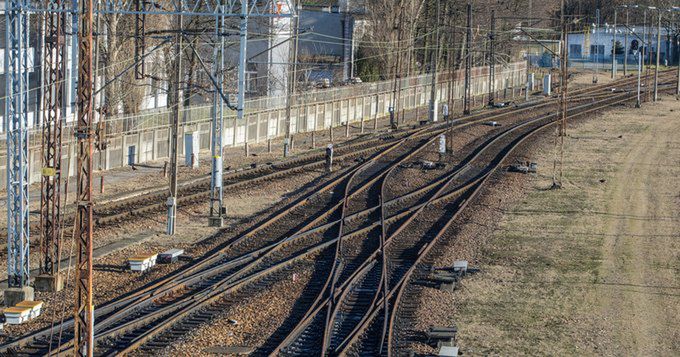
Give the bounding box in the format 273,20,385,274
3,0,297,351
74,0,96,352
134,0,147,80
39,0,67,282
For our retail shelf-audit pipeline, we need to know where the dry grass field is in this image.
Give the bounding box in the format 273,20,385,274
442,96,680,355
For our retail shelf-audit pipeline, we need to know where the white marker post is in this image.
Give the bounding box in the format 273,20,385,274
438,134,447,162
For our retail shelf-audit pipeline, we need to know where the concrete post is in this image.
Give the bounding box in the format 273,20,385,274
543,74,552,96
152,129,158,160
325,144,334,172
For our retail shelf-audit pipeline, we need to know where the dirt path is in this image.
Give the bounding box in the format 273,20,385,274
414,96,680,355
594,101,680,355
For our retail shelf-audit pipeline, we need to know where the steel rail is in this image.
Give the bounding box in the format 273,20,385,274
88,92,575,317
5,71,676,354
331,104,570,355
259,72,680,355
0,143,379,354
338,85,679,356
90,95,583,354
274,99,574,355
272,113,547,354
0,69,657,251
338,82,680,353
34,134,418,355
101,130,444,354
131,73,680,356
42,128,441,355
319,132,441,354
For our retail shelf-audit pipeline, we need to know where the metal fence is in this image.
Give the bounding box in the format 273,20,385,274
0,61,529,187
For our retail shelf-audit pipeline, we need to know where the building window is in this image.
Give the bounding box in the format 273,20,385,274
569,44,582,58
246,71,258,94
590,45,605,55
590,44,605,62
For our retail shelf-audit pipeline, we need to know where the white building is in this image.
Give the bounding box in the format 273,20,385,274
567,26,678,65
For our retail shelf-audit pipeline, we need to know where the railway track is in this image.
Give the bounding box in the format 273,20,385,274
87,74,667,228
0,71,675,355
90,127,450,355
265,76,678,355
0,70,657,255
324,76,680,357
270,70,675,349
272,102,554,356
2,125,445,355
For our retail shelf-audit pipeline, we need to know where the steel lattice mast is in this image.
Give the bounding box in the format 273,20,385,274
39,0,67,285
74,0,95,351
3,0,295,350
5,0,31,290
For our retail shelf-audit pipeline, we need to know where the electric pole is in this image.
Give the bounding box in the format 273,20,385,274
560,12,568,138
488,9,496,107
463,2,472,115
553,0,568,189
167,13,183,236
677,33,680,95
593,8,600,83
209,9,225,227
636,50,642,108
5,0,33,301
390,4,405,129
238,0,249,155
624,5,629,76
284,0,300,157
37,0,66,292
654,9,661,101
611,9,617,79
74,0,95,351
645,7,653,102
429,0,441,122
642,8,648,103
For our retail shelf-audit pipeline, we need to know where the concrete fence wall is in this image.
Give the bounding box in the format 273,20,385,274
0,62,530,189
